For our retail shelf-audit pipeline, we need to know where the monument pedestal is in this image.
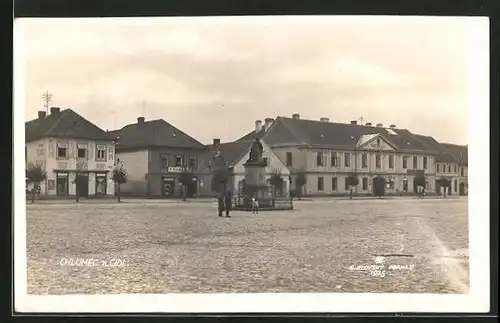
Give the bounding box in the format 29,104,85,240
243,160,268,199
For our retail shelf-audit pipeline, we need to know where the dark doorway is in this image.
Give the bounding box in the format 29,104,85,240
162,177,175,197
95,174,107,195
459,182,466,196
76,173,89,197
186,177,198,198
448,185,452,196
402,179,408,192
56,173,69,196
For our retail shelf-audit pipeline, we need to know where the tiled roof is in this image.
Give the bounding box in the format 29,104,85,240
109,119,205,151
438,143,468,165
25,109,113,143
261,117,439,153
206,140,253,167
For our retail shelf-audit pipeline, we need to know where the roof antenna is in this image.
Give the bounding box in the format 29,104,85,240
42,91,53,114
357,116,365,125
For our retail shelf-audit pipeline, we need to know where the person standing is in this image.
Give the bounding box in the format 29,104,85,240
224,190,232,218
252,194,259,214
217,193,225,217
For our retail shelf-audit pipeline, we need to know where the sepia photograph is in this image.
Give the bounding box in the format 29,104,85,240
14,16,490,313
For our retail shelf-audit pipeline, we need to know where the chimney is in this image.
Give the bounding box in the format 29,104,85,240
213,138,220,148
255,120,262,132
389,124,396,129
320,117,330,122
137,117,145,124
38,111,46,119
376,123,383,128
350,120,357,125
264,118,274,131
50,107,60,114
292,113,300,119
365,122,372,126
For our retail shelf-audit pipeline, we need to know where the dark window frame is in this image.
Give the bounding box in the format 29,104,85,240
286,152,293,166
344,153,351,167
317,177,324,191
332,177,337,191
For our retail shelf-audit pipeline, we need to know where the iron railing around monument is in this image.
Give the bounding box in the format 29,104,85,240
233,195,293,211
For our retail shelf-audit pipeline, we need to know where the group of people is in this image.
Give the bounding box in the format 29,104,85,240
217,191,260,217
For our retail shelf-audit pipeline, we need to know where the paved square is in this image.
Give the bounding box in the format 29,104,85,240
25,198,469,294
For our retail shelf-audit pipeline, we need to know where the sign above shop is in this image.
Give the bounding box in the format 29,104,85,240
166,166,192,173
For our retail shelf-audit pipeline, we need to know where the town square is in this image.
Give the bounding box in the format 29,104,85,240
26,197,469,294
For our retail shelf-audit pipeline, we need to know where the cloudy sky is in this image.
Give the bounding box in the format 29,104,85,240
16,16,480,145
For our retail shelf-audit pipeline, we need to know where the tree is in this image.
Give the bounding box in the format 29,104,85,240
269,172,284,197
414,175,426,198
346,173,359,199
295,172,307,200
373,176,386,198
112,164,128,202
436,177,451,197
178,172,194,201
26,163,47,203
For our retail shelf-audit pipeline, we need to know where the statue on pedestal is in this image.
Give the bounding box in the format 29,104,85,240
248,138,264,164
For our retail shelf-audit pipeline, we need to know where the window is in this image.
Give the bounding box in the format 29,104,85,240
263,157,269,166
161,154,169,168
332,177,337,191
316,152,324,167
454,180,458,192
423,157,428,169
175,155,182,167
317,177,324,191
57,142,68,159
331,152,338,167
362,178,368,190
413,156,418,169
286,152,292,166
96,144,106,161
77,144,87,159
344,153,351,167
437,164,440,173
448,165,451,173
402,156,408,169
461,168,464,177
362,154,368,168
402,179,408,192
375,154,381,168
189,156,197,170
389,155,394,169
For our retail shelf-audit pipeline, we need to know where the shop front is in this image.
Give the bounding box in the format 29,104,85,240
53,169,111,197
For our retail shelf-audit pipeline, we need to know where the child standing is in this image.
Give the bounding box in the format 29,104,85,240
251,195,259,214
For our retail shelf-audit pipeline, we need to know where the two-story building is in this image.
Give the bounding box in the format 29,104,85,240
109,117,212,198
25,107,116,197
436,143,468,195
237,114,443,196
207,135,291,197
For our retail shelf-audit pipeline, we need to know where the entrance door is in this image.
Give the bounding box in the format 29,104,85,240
56,173,69,196
95,174,107,195
459,183,465,196
186,177,198,198
162,177,175,197
76,173,89,197
447,185,452,195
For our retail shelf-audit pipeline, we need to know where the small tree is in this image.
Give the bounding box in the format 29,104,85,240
269,172,284,197
295,172,307,200
346,173,359,199
26,163,47,203
178,172,194,201
112,164,128,202
437,178,451,197
414,176,426,198
373,176,386,198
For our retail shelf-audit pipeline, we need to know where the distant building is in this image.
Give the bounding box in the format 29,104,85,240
207,137,291,197
436,143,468,195
109,117,212,198
237,115,453,196
25,108,116,197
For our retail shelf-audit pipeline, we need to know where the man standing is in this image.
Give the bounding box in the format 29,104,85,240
217,193,225,217
224,190,232,218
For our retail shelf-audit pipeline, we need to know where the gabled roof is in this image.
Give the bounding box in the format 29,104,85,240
356,134,379,148
25,109,113,143
260,117,438,152
109,119,205,151
206,140,253,167
438,143,468,165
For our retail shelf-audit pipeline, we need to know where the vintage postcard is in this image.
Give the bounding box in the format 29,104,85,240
14,16,490,313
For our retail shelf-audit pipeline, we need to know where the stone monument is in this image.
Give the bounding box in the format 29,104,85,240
242,137,268,199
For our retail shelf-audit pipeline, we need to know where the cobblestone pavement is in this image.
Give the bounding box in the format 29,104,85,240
26,198,469,294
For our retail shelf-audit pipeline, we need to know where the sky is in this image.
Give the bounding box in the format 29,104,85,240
16,16,480,145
